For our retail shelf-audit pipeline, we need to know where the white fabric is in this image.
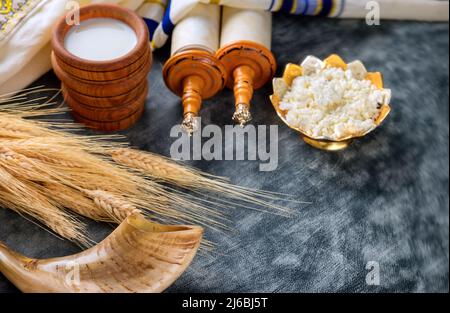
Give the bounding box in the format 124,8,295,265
0,0,67,94
137,1,165,23
0,0,144,96
0,42,52,95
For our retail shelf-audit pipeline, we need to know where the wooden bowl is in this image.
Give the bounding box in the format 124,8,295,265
54,44,151,82
72,105,145,132
64,84,148,122
52,51,152,97
61,81,148,108
52,3,149,72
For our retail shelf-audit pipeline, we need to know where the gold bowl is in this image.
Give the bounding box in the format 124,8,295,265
270,55,392,151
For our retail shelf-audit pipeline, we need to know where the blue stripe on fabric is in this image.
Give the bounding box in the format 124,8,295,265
318,0,333,17
336,0,345,17
294,0,307,15
302,0,310,15
269,0,276,11
143,18,159,40
306,0,317,15
279,0,294,13
161,0,174,35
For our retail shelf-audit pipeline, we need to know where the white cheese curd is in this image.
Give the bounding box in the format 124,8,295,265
280,66,387,140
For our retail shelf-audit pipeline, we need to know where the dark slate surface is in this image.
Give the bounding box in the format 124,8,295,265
0,15,448,293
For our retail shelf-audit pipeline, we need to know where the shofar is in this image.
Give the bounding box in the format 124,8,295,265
0,214,203,293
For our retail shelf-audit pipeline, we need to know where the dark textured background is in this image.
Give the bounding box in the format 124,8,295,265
0,15,449,293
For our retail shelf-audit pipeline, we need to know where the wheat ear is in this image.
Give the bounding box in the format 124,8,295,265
111,148,294,215
82,189,142,223
0,168,90,246
45,183,111,222
0,97,244,247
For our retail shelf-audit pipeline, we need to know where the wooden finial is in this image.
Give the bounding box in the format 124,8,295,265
163,50,227,134
232,65,255,125
181,75,204,134
216,41,277,126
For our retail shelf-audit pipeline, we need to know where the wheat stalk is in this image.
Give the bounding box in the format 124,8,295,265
0,146,32,169
112,148,295,215
111,148,210,185
0,146,53,183
82,189,142,223
0,168,90,246
0,114,58,139
0,100,230,245
45,183,110,222
0,90,294,248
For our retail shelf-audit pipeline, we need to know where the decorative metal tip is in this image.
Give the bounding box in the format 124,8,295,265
181,113,199,136
233,103,253,126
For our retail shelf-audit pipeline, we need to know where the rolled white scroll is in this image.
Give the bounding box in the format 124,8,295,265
220,7,273,49
171,3,221,56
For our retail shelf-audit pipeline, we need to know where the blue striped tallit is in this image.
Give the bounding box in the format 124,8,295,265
137,0,344,50
135,0,449,50
136,0,168,46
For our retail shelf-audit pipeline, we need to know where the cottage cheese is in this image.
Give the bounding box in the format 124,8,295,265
280,66,388,140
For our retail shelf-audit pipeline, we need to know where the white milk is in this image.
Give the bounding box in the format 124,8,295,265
65,18,138,61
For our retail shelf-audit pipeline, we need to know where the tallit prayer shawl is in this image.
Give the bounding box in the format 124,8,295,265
149,0,449,49
0,0,449,95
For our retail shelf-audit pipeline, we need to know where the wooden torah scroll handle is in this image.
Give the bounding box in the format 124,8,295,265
163,49,227,133
216,41,277,125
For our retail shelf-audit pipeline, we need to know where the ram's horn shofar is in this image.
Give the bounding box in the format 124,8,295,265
0,214,203,293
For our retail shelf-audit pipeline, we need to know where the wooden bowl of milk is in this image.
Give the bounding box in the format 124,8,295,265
51,4,152,131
